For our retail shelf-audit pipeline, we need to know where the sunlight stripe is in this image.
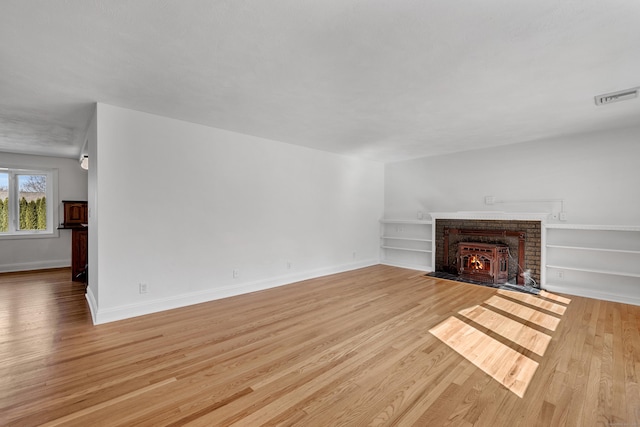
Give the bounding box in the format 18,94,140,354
430,317,538,398
497,289,567,315
485,295,560,331
459,305,552,356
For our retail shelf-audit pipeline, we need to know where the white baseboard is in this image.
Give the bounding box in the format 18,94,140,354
544,282,640,306
0,259,70,273
85,286,98,324
380,260,432,272
89,259,379,325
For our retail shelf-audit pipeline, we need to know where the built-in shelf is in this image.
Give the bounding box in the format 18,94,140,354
545,224,640,304
546,244,640,255
545,224,640,232
381,246,432,253
380,219,433,225
546,264,640,279
379,219,433,271
381,236,432,243
378,216,640,304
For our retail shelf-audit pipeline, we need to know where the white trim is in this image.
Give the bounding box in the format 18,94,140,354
380,219,433,225
381,246,431,253
85,286,98,324
0,167,58,237
546,264,640,278
429,211,550,222
0,259,70,273
546,244,640,255
0,231,60,240
540,221,547,286
545,223,640,231
381,236,432,242
380,260,432,272
544,282,640,306
89,259,379,325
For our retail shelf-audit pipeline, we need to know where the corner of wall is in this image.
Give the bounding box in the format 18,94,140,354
85,287,98,324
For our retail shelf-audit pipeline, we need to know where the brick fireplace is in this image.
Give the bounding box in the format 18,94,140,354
432,215,542,286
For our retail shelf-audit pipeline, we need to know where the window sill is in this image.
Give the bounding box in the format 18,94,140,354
0,231,59,240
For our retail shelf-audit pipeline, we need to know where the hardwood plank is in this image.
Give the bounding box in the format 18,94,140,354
497,289,568,315
458,304,552,356
430,316,539,398
39,378,178,427
539,290,572,305
0,266,639,426
485,295,561,331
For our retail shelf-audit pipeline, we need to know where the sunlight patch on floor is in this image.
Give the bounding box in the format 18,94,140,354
485,295,560,331
429,316,538,398
429,289,570,398
458,305,551,356
538,290,572,305
497,289,567,315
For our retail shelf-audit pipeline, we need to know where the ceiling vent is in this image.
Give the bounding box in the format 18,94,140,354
595,87,638,106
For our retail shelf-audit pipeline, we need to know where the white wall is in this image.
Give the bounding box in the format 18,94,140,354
385,126,640,225
384,126,640,304
86,109,99,308
87,103,384,324
0,152,88,272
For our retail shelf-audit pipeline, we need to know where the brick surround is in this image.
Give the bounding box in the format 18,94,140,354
435,219,541,285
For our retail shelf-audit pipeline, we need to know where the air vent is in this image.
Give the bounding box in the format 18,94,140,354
595,87,638,106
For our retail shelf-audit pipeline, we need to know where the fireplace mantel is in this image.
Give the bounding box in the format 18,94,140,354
430,211,550,222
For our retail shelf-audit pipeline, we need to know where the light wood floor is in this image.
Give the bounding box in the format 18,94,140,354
1,265,639,426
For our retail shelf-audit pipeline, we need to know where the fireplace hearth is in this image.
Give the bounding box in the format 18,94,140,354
457,242,509,284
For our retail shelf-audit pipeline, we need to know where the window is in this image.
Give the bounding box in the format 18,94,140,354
0,168,56,237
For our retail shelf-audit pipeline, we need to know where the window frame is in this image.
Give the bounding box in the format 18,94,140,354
0,167,58,240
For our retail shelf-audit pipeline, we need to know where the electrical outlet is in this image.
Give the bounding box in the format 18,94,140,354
286,261,292,270
352,251,357,259
233,269,240,278
559,212,567,221
485,196,495,205
557,271,564,280
139,283,148,294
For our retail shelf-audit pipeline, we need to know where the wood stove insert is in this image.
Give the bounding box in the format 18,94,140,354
443,227,527,285
457,242,509,284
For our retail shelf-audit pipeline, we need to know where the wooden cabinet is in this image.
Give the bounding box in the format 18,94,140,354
63,201,87,227
60,201,88,282
72,228,88,282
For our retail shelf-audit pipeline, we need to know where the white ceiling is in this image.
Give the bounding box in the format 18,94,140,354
1,1,639,163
